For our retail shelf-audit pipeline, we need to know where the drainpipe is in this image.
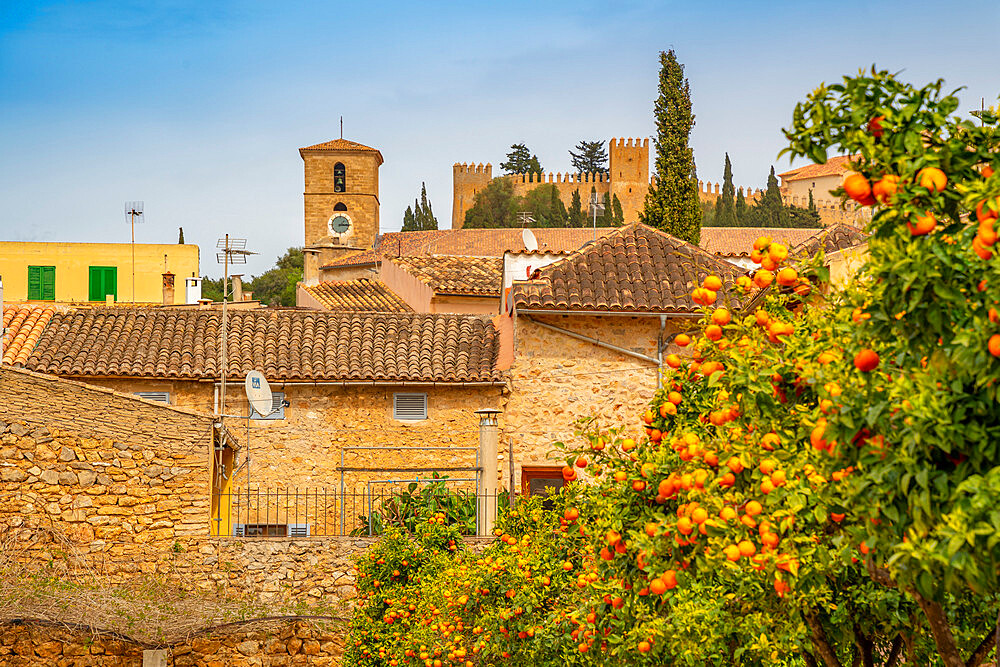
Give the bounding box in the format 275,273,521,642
657,314,667,385
475,408,501,537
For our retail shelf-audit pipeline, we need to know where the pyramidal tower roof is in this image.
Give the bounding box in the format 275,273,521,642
299,138,383,164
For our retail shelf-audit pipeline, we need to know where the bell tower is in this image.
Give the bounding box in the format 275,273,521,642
299,138,383,271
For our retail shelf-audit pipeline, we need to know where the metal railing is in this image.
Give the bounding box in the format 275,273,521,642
211,487,515,538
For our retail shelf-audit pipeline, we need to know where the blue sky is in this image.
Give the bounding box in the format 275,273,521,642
2,0,997,276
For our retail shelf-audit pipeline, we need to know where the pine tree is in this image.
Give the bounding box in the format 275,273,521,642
569,140,608,175
735,188,748,226
568,189,585,227
178,227,185,244
639,50,702,244
500,144,543,175
713,153,737,227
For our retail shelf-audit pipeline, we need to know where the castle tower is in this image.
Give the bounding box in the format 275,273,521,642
608,138,649,224
299,138,383,267
452,162,492,229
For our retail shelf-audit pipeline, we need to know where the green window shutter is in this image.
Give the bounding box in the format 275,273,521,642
89,267,101,301
89,266,117,301
41,266,55,301
27,266,41,300
104,267,117,301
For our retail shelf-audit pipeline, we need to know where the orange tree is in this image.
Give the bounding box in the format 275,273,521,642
779,68,1000,665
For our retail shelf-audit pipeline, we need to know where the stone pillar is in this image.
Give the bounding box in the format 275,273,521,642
162,272,175,305
476,408,501,537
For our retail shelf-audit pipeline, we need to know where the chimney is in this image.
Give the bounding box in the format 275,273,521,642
243,291,253,302
303,249,320,287
231,275,244,302
162,271,175,305
475,409,502,537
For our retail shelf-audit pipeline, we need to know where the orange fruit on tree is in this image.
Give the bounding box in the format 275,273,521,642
638,641,651,653
907,211,936,236
745,500,763,516
727,457,744,474
976,196,1000,222
979,219,997,246
703,275,723,291
760,256,778,272
724,544,741,561
917,166,947,193
854,349,879,372
872,174,900,203
989,334,1000,358
753,269,774,289
674,333,691,347
562,466,577,481
665,353,681,368
649,578,667,595
843,173,873,203
668,391,683,405
753,236,771,251
737,275,753,292
661,569,678,590
761,479,775,495
705,324,723,341
738,540,757,557
868,115,885,138
973,237,994,260
711,308,731,326
776,267,798,287
768,243,788,263
720,506,737,521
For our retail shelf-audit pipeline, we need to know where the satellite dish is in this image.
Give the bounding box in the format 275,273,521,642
522,228,539,252
245,370,273,416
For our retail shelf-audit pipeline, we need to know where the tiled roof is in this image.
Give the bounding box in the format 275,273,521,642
23,309,502,383
322,228,619,269
300,138,381,153
511,223,746,314
390,256,504,296
778,156,854,181
700,227,820,258
300,278,412,312
2,305,56,366
791,223,869,259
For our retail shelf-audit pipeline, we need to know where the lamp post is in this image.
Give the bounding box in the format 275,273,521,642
475,408,501,537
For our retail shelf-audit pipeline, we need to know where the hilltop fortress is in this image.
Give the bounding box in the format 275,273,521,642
453,138,864,228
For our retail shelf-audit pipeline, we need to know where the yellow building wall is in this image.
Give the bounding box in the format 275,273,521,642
0,242,199,304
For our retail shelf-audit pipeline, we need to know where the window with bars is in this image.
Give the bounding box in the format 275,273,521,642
250,392,286,420
393,393,428,421
232,523,310,537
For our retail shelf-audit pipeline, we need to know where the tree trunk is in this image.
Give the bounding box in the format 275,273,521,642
912,590,965,667
884,636,902,667
806,613,844,667
964,627,997,667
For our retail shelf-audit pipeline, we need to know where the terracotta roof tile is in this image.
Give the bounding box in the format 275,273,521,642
323,228,619,269
791,223,869,259
24,309,502,383
301,278,412,312
299,138,381,153
700,227,821,258
778,156,854,181
2,305,56,366
511,224,747,314
390,256,503,296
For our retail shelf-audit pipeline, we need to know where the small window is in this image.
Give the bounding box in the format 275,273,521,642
27,266,55,301
333,162,346,193
250,392,286,420
135,391,170,404
333,202,347,211
393,393,428,421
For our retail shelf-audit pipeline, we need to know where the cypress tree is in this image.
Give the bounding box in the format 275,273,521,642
402,205,417,231
568,189,585,227
612,194,625,225
808,188,816,212
758,166,790,227
639,49,702,244
735,187,748,226
418,182,438,230
713,153,737,227
178,227,185,244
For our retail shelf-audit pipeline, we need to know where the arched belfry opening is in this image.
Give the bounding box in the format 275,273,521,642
333,163,346,192
334,202,347,211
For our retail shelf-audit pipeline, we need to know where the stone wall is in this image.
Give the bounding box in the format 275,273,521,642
0,619,344,666
502,313,689,486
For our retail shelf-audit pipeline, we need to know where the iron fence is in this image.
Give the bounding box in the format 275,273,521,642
211,487,516,538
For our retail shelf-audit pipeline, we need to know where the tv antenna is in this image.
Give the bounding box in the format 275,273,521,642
589,193,605,242
516,211,535,227
125,201,144,302
216,235,256,426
